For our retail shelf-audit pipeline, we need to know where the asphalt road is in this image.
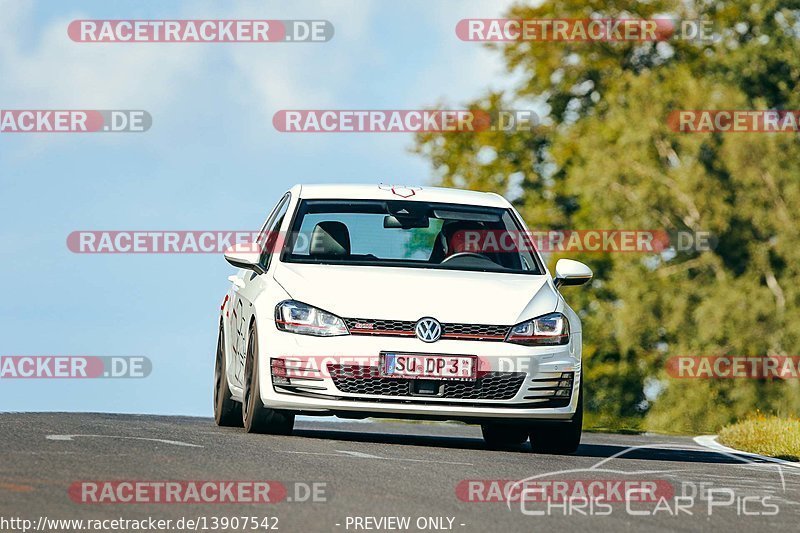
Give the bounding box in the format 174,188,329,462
0,413,798,533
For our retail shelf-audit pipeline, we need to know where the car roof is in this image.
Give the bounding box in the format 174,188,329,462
290,183,511,208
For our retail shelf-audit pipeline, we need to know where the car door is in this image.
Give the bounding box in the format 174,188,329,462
228,192,291,387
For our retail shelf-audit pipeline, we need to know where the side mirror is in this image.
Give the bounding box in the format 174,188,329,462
554,259,592,288
224,243,264,274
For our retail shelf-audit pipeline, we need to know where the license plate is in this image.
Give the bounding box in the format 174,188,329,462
381,353,476,381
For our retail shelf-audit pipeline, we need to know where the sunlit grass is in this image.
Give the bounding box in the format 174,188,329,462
583,412,643,434
718,415,800,462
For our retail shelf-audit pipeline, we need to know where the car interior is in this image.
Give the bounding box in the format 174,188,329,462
285,200,540,273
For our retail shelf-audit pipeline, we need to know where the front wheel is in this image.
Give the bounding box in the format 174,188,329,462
530,387,583,454
242,322,294,435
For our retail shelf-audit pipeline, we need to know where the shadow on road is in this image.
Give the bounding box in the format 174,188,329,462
293,427,487,450
574,443,750,465
291,427,754,465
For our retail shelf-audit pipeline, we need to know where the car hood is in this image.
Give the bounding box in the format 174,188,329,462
273,263,558,325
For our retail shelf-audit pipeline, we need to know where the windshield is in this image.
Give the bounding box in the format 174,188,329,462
281,199,544,275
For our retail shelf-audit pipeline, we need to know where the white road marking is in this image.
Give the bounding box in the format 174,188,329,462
336,450,383,459
694,435,800,470
278,449,473,466
46,434,202,448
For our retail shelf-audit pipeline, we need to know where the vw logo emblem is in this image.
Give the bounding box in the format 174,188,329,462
415,317,442,343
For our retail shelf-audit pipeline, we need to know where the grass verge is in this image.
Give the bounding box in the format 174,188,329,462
717,415,800,462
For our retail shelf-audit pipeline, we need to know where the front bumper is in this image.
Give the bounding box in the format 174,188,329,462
258,323,582,421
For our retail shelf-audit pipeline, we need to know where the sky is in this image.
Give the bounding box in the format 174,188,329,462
0,0,521,415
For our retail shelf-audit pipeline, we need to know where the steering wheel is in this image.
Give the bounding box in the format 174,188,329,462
441,251,493,263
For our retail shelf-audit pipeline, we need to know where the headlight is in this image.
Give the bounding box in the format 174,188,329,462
275,300,349,337
505,312,570,346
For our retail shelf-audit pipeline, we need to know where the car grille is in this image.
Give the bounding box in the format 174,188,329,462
345,319,416,334
344,318,510,341
327,364,525,400
520,373,574,408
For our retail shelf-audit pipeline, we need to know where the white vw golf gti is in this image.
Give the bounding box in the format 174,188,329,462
214,184,592,453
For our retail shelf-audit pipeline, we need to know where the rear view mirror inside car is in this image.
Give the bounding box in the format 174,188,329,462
383,214,430,229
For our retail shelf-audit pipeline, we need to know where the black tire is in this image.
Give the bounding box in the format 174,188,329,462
214,325,242,427
530,386,583,454
242,322,294,435
481,424,530,450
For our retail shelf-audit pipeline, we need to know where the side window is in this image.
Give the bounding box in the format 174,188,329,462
259,193,291,269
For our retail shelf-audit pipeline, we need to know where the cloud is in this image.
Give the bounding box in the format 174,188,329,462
226,0,376,112
0,5,205,110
